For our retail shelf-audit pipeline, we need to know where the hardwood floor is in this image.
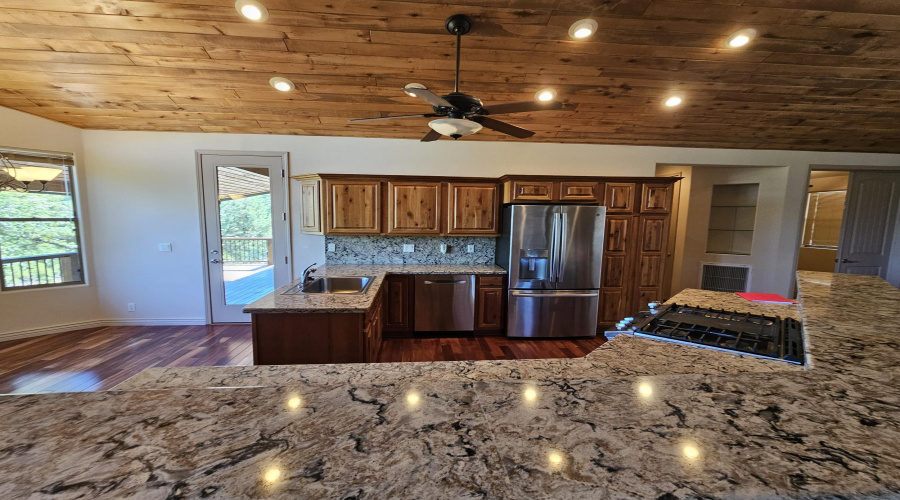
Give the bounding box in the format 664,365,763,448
0,326,605,394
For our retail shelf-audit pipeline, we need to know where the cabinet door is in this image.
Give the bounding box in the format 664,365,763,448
447,182,499,235
382,275,413,333
597,215,637,328
634,215,670,312
299,179,322,234
386,181,441,234
325,179,381,234
605,182,636,213
475,287,504,330
641,183,673,213
509,180,554,202
558,181,601,203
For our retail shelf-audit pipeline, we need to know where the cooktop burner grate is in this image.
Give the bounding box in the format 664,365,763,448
631,304,805,365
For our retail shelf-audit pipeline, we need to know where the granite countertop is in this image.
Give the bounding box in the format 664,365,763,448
2,271,898,498
244,264,507,314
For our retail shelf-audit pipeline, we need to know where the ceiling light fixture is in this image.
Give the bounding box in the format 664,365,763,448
534,88,557,102
568,19,598,39
269,77,295,92
235,0,269,22
725,28,757,48
403,83,427,98
663,95,683,108
428,118,483,139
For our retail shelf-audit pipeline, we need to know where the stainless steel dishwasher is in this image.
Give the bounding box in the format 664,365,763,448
414,274,475,332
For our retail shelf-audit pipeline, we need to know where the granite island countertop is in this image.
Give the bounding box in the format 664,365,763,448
1,271,898,499
243,264,507,314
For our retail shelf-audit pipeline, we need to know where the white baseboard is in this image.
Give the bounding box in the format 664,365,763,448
0,318,209,343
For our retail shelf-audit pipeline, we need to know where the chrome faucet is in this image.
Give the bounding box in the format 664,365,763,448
302,262,318,286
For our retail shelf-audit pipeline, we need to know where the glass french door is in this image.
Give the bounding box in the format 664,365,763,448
200,154,290,323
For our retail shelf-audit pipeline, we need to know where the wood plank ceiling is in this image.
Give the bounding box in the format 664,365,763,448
0,0,899,152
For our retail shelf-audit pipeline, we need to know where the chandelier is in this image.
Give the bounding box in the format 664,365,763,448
0,153,61,192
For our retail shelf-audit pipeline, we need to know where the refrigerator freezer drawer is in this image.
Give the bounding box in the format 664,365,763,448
507,290,599,338
414,274,476,332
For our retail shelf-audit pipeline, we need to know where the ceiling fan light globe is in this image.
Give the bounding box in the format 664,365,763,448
428,118,482,137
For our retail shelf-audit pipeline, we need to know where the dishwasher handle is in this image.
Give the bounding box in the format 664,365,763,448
422,279,468,285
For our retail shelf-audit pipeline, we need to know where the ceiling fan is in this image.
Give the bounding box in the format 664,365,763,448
349,14,574,142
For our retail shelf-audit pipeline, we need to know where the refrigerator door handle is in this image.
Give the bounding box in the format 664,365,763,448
549,213,559,282
511,291,600,298
557,212,568,281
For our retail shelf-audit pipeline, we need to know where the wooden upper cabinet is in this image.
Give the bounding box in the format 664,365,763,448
509,180,554,202
299,178,322,234
324,179,382,234
641,183,673,213
447,182,499,235
386,181,441,234
558,181,601,203
605,182,636,213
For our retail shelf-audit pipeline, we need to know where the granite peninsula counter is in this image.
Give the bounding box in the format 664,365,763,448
1,271,898,499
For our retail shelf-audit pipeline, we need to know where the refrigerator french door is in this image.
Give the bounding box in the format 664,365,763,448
498,204,606,337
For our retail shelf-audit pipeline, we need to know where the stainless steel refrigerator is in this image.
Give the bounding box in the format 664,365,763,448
496,204,606,338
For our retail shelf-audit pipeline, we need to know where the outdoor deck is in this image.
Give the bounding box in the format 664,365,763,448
224,266,274,305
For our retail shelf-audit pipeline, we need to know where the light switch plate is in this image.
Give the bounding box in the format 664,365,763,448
402,244,415,253
158,243,172,252
327,243,336,252
467,244,475,253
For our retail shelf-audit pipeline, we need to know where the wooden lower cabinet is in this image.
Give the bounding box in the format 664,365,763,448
382,275,413,336
475,275,505,334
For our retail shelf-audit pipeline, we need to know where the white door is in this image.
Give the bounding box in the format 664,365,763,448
835,171,900,279
200,153,290,323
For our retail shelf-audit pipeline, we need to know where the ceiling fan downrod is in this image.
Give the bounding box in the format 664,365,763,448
445,14,471,94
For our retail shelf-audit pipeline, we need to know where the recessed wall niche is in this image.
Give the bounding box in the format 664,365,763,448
706,183,759,255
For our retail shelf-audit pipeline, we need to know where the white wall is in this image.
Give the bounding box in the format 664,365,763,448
0,107,100,338
3,108,900,334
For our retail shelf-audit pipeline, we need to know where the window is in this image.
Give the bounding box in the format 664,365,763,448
706,183,759,255
0,149,85,290
802,190,846,248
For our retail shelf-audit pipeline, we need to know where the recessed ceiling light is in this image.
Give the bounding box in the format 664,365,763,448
568,19,598,39
725,28,757,48
534,88,557,102
269,77,295,92
663,95,683,108
235,0,269,22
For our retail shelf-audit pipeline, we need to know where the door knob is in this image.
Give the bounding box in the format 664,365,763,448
210,259,221,264
840,258,857,263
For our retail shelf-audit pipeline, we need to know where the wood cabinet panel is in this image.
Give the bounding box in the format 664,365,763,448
475,287,505,331
598,290,628,324
605,217,631,253
641,217,667,252
382,275,413,333
299,179,322,234
387,181,441,234
558,181,601,202
605,182,636,213
641,183,673,213
602,255,628,288
447,182,499,235
325,179,381,234
510,180,554,202
639,255,663,287
252,313,364,365
478,275,504,287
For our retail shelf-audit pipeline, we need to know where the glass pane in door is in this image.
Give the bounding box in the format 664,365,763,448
215,166,274,305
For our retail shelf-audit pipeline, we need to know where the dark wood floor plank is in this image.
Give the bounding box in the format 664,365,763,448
0,326,605,394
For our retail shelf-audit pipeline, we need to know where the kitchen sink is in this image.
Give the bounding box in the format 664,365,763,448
283,276,374,295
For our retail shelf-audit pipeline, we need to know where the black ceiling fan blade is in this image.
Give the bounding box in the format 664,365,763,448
349,114,439,123
470,116,535,139
481,100,565,115
403,87,456,109
421,129,442,142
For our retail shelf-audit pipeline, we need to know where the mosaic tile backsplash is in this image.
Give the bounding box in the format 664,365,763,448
324,235,497,265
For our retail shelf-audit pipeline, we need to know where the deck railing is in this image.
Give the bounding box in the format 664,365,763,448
1,252,81,288
222,237,273,264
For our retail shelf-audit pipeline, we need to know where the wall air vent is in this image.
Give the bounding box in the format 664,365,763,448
700,264,751,293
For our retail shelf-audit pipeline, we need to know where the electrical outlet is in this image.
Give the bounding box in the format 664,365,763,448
467,244,475,253
127,303,136,312
327,243,336,252
439,243,448,254
158,243,172,252
402,244,415,253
